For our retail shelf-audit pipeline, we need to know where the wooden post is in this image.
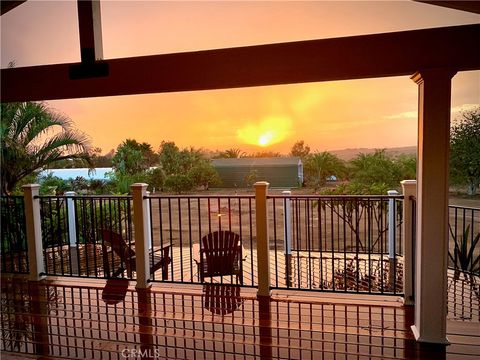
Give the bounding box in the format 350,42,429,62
411,69,455,344
22,184,45,281
255,181,271,297
131,183,151,289
401,180,416,306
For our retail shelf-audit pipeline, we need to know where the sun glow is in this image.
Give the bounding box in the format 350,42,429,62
237,116,291,148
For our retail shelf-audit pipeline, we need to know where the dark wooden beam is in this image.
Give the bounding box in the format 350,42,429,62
415,1,480,14
1,1,27,16
2,24,479,102
76,0,103,62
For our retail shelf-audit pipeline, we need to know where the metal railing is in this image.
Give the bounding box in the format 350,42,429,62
4,187,477,303
447,204,480,321
0,196,29,273
269,195,404,294
147,195,256,286
39,195,134,279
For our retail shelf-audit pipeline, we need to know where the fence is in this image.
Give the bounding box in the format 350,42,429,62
268,194,404,294
39,194,134,279
447,205,480,321
5,181,479,298
147,195,256,286
0,196,29,273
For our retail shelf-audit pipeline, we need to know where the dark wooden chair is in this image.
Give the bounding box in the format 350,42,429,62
100,229,172,280
196,230,245,284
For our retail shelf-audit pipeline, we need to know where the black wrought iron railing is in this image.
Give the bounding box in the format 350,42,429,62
39,195,134,279
3,190,478,305
147,195,256,286
268,195,404,294
0,196,29,274
447,204,480,321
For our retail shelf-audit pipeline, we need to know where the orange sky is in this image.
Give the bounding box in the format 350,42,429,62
1,1,479,154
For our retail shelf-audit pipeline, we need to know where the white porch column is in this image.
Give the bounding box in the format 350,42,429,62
22,184,46,281
410,69,456,344
255,181,271,297
131,183,151,289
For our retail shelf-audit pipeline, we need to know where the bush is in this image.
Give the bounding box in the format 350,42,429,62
164,174,194,193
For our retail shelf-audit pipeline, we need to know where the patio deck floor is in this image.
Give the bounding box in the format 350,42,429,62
1,275,479,359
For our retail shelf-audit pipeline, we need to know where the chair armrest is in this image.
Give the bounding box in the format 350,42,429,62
152,242,172,251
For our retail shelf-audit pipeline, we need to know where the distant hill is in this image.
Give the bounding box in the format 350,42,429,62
329,146,417,161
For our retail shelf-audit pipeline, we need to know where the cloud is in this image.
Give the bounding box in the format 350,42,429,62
384,103,479,120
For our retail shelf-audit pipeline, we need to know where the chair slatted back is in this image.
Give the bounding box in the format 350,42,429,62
201,230,241,277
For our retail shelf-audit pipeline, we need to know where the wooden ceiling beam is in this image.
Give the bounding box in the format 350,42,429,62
1,24,479,102
415,1,480,14
1,1,27,16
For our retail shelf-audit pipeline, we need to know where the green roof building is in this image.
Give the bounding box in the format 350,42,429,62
212,157,303,188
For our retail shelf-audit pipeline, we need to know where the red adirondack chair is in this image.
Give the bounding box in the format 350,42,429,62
100,229,171,280
196,230,244,284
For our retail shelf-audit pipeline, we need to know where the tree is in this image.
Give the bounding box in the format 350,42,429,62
244,169,259,187
1,102,92,195
159,141,220,192
290,140,310,159
248,151,282,158
304,152,346,190
215,148,246,159
349,150,402,189
158,141,181,175
112,139,158,175
450,107,480,195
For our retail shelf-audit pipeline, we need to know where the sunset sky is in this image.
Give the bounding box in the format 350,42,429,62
1,1,479,154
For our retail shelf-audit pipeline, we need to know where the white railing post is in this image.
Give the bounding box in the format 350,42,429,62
131,183,151,289
255,181,271,297
387,190,399,259
65,191,79,275
22,184,46,281
401,180,416,305
387,190,399,291
145,191,152,251
282,190,292,287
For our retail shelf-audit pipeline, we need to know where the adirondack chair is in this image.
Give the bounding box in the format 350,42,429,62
196,230,245,284
100,229,172,280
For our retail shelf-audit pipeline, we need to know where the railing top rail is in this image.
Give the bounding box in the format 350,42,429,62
267,194,404,199
147,194,255,199
0,195,24,199
448,204,480,211
35,195,132,200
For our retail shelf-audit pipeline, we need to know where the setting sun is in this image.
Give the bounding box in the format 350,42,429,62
237,116,292,148
258,132,273,147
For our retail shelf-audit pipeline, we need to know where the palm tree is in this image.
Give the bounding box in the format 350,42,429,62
217,148,246,159
1,102,92,194
304,151,346,190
